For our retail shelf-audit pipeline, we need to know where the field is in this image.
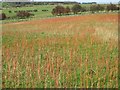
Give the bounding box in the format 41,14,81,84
2,5,56,18
2,4,92,17
2,13,118,88
1,4,116,24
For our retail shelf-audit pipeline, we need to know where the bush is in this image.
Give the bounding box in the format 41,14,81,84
106,4,119,11
72,4,82,14
16,11,31,18
52,8,57,15
90,5,97,12
42,10,48,12
0,13,6,20
81,7,87,12
9,10,12,13
64,6,71,14
34,9,38,12
14,11,18,13
97,4,105,11
90,4,105,12
52,6,65,16
30,13,34,16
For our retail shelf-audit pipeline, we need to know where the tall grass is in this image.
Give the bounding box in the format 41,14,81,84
2,13,118,88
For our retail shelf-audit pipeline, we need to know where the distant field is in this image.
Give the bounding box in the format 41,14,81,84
2,5,56,18
2,4,76,18
1,4,114,23
2,13,118,88
1,5,72,23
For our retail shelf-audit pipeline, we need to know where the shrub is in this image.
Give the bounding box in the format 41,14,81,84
72,4,82,14
42,10,48,12
97,4,105,11
9,10,12,13
81,7,87,12
34,9,38,12
90,4,105,12
52,8,57,15
0,13,6,20
64,6,71,14
90,5,97,12
106,4,119,11
52,6,65,16
14,11,18,13
30,13,34,16
16,11,31,18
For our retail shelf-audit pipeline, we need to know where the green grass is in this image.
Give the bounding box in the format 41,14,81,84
1,4,118,24
2,4,75,18
2,5,55,17
1,4,111,18
1,4,73,23
2,32,118,88
2,13,118,88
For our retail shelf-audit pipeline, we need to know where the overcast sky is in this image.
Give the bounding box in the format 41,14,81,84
34,0,119,4
2,0,119,3
35,0,119,3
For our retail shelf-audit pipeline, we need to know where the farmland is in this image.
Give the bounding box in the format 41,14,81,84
2,5,56,18
1,3,118,24
2,13,118,88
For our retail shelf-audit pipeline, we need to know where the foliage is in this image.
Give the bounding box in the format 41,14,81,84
1,4,119,23
97,4,105,11
90,4,105,12
72,4,82,14
9,10,12,13
52,5,66,15
81,7,87,12
34,9,38,12
106,3,119,11
52,6,71,15
64,6,71,14
0,13,7,20
16,11,32,18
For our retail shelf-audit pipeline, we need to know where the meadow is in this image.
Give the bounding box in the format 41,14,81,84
1,4,115,24
2,13,118,88
2,4,92,17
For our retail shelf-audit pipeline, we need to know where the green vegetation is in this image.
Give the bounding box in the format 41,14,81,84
1,3,119,23
2,13,118,88
2,5,56,18
52,6,71,15
1,2,119,88
72,4,82,14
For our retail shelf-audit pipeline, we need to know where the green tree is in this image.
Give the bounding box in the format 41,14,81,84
90,5,97,12
97,4,105,11
52,5,65,16
72,4,82,14
64,6,71,14
16,11,31,19
106,3,119,11
0,13,6,20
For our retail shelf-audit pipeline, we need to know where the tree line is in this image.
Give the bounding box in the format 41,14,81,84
51,3,119,16
0,3,119,20
0,11,34,20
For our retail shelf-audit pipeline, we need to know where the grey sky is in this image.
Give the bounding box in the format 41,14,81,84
35,0,119,3
1,0,119,3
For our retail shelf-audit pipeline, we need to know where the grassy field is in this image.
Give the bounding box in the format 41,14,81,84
2,4,92,17
2,13,118,88
1,5,56,23
1,4,116,24
2,5,56,18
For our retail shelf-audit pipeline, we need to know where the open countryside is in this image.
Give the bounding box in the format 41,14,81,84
1,1,119,88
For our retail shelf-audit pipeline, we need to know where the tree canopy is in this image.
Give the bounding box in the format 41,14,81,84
72,4,82,14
